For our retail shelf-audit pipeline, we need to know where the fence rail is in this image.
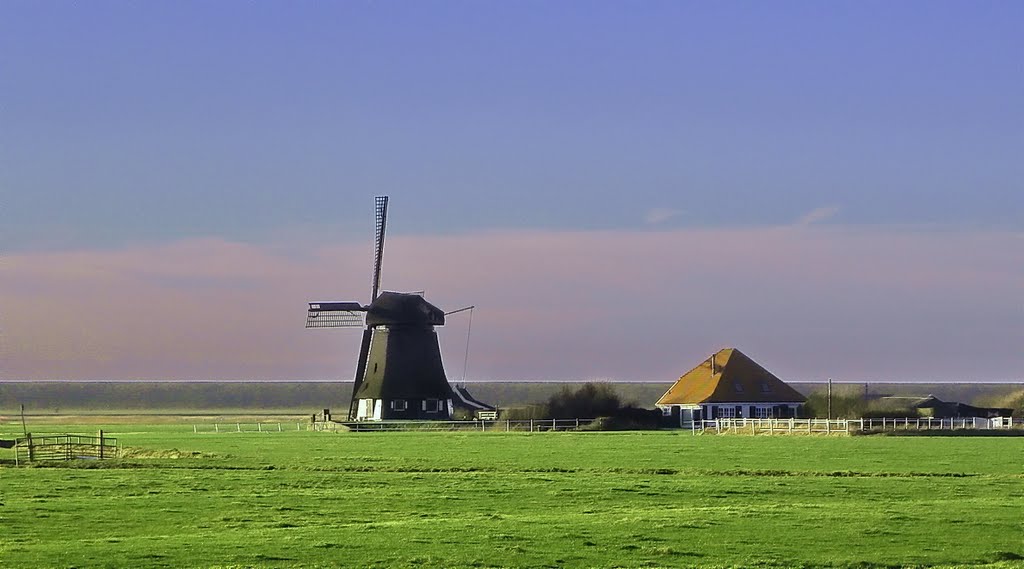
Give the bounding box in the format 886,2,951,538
690,417,1021,435
342,418,594,432
193,422,297,433
189,416,1020,436
15,433,118,465
192,419,596,433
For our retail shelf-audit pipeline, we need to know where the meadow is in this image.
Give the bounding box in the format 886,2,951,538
2,422,1024,568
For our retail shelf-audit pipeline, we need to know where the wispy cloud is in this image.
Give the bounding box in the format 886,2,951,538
644,208,684,225
1,225,1021,382
795,205,841,226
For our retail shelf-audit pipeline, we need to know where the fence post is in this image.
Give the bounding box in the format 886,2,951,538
215,423,219,433
506,419,510,432
237,423,241,432
529,419,534,433
98,430,105,459
27,433,33,462
258,423,262,433
825,420,830,435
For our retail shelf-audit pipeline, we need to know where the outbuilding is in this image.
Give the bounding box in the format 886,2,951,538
656,348,806,427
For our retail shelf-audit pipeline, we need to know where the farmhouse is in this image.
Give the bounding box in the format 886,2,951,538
656,348,806,426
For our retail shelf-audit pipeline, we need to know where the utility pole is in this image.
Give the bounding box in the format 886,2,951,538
827,377,833,420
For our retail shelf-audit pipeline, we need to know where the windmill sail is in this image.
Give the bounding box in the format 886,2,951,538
305,302,366,328
372,196,388,300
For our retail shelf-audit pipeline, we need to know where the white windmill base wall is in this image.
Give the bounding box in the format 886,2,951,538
357,399,384,421
355,398,454,421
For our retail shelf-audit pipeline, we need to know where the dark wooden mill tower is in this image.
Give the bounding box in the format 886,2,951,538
305,196,460,421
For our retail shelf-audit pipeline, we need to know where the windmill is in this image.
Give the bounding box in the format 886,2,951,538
305,196,472,421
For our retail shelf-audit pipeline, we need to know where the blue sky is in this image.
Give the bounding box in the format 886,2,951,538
2,2,1021,382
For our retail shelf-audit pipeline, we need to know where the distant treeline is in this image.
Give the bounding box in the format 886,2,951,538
0,381,673,413
1,380,1020,414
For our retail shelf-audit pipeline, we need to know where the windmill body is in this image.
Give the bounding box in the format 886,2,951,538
305,197,464,421
352,291,454,420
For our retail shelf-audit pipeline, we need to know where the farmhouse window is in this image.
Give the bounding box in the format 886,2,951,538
390,399,408,411
718,406,736,418
423,399,440,412
753,407,772,419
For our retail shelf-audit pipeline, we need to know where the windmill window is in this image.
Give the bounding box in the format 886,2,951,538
390,399,408,411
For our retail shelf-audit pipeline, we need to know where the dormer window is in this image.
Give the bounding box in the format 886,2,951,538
733,382,743,393
760,382,772,393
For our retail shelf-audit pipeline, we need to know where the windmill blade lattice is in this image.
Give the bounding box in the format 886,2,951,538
305,302,367,328
372,196,388,300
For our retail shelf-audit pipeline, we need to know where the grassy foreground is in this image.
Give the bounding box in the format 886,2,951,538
2,424,1024,568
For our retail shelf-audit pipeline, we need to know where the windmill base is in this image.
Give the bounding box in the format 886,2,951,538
354,397,455,421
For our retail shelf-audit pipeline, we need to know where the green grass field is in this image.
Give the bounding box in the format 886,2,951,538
2,423,1023,568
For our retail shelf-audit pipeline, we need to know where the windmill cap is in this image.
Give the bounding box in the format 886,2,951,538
366,292,445,327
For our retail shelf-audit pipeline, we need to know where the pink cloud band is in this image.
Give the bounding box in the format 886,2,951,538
2,226,1021,382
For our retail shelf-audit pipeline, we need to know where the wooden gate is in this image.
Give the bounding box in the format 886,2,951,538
14,432,118,465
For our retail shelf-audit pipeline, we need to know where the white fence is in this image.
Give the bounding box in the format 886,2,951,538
193,422,303,433
193,419,595,433
689,417,1020,435
339,418,594,432
191,417,1019,435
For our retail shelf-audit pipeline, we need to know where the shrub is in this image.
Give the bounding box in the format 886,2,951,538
499,405,549,421
803,393,868,419
546,382,624,419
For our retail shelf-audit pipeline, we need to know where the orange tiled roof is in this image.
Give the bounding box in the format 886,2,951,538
656,348,806,406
